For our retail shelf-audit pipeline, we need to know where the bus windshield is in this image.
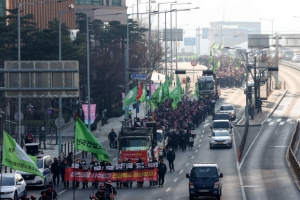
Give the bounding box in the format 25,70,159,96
199,82,214,90
120,139,150,150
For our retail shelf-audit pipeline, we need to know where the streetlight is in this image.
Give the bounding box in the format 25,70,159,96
132,1,150,22
0,108,5,200
17,0,65,147
59,6,99,61
259,18,274,45
170,2,192,76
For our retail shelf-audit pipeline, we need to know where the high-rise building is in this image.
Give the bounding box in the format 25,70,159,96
5,0,76,30
75,0,127,24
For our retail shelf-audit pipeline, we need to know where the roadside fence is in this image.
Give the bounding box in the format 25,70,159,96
238,120,249,162
287,121,300,183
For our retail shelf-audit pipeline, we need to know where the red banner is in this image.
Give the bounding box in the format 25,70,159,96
121,150,148,165
64,168,158,182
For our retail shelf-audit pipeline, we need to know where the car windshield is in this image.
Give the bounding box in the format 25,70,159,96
212,131,229,137
220,105,234,111
214,114,230,120
199,82,214,90
36,160,43,168
0,177,15,186
213,122,230,128
190,167,218,178
120,139,150,150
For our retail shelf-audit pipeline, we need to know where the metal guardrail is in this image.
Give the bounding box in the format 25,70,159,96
287,121,300,183
279,60,300,70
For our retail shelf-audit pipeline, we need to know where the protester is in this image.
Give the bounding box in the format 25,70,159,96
166,147,175,172
50,157,60,186
108,129,117,149
157,159,167,187
60,158,69,189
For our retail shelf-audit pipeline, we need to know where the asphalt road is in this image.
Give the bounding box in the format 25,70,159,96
240,64,300,200
25,87,246,200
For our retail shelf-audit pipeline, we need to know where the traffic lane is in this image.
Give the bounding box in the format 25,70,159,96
241,120,300,199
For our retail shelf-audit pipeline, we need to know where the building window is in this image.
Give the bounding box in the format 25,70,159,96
75,0,103,5
106,0,109,6
112,0,121,6
0,0,5,17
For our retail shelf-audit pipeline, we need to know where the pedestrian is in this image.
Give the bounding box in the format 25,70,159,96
250,104,255,120
59,158,69,189
66,152,73,166
108,129,117,149
105,180,117,199
79,159,89,189
157,159,167,187
91,160,101,188
257,98,262,113
50,157,60,186
166,147,175,172
38,191,50,200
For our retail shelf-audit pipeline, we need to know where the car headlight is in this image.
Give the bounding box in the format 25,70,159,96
226,139,231,143
214,182,219,188
3,191,14,194
189,182,194,188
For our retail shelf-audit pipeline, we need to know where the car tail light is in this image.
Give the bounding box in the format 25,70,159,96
189,182,194,188
214,181,219,188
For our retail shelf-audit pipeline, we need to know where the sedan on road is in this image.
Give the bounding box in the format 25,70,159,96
292,53,300,62
218,104,236,120
0,173,27,200
209,129,233,149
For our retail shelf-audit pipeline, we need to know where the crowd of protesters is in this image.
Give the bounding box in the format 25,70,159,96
199,54,246,88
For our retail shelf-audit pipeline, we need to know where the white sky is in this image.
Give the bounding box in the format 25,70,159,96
126,0,300,36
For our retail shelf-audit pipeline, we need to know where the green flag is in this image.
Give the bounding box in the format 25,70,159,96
149,86,160,108
210,50,215,73
139,86,146,102
218,43,224,50
169,86,182,109
2,131,44,178
210,42,217,49
124,86,137,107
162,80,169,102
75,117,110,162
176,75,183,93
216,60,221,70
194,82,199,98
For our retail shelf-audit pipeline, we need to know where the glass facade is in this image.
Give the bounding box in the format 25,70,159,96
0,0,6,17
112,0,121,6
75,0,103,5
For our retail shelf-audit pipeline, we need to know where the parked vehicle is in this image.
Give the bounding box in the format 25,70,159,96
0,173,27,200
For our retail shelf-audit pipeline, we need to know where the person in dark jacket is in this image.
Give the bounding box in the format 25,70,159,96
50,157,60,186
157,159,167,187
66,152,73,166
79,159,89,189
166,147,175,172
38,191,50,200
250,104,255,119
257,98,262,113
59,159,69,189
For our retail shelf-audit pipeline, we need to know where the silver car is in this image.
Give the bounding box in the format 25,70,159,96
209,129,232,149
0,173,27,200
218,104,236,120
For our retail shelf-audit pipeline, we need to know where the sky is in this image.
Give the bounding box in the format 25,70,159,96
126,0,300,36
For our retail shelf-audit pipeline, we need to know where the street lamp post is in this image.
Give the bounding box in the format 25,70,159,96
259,18,274,45
170,2,192,76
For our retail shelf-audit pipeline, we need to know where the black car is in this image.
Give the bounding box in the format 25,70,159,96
186,163,223,200
212,113,231,121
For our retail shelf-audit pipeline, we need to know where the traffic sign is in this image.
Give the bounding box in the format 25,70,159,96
131,74,147,80
191,60,198,67
14,112,24,121
55,117,65,127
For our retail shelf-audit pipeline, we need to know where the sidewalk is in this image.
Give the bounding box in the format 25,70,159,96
236,89,288,126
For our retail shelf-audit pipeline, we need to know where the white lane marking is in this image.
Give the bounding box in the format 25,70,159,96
198,144,201,148
279,122,285,125
202,130,205,133
276,118,282,122
173,178,177,182
242,186,256,188
185,163,189,166
203,123,210,128
58,189,66,195
201,135,203,137
112,158,117,161
191,156,194,159
287,118,292,122
179,170,184,174
267,118,272,122
269,122,274,125
195,150,198,153
199,140,201,142
166,187,171,192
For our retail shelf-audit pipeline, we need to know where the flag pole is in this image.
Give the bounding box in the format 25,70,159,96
73,113,77,200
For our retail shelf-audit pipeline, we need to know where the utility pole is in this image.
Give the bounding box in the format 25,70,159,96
275,33,279,89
